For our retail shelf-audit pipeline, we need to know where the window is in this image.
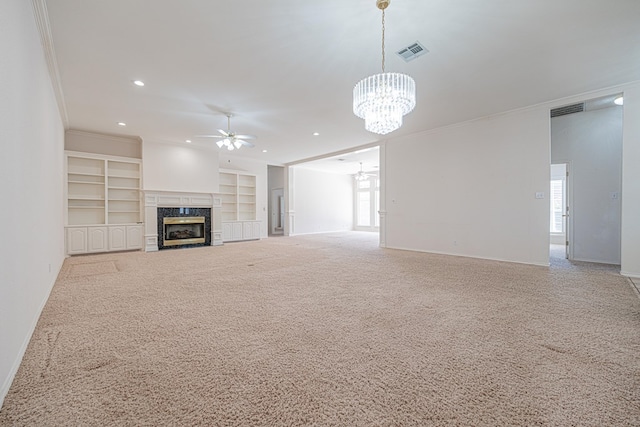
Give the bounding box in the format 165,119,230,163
550,179,565,233
355,175,379,230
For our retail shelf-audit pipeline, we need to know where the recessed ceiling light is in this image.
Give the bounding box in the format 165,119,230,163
117,122,126,126
262,150,267,153
313,132,320,136
185,140,192,143
614,96,624,106
133,80,145,87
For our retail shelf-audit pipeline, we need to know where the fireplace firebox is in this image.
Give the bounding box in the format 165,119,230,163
157,207,211,250
163,216,205,246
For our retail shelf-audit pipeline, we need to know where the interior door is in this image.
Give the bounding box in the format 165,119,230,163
271,188,284,235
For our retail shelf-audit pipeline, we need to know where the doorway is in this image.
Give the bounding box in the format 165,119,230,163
549,94,623,264
271,188,284,235
354,174,379,231
550,163,569,259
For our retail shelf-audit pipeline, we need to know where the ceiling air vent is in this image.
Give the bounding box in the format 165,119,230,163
550,103,585,118
396,41,428,62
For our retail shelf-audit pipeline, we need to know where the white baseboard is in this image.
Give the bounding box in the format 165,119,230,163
0,259,62,410
384,245,550,268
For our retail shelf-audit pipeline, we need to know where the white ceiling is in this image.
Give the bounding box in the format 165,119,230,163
297,146,380,175
44,0,640,167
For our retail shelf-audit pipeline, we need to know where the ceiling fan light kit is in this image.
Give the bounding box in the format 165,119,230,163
353,0,416,135
355,162,371,181
198,113,256,151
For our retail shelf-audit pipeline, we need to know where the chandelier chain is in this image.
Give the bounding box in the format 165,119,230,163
381,9,386,73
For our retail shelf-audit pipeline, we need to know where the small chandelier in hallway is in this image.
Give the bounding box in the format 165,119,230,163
353,0,416,135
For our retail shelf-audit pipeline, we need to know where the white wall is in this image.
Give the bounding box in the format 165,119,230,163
220,154,269,238
290,167,353,235
384,107,551,266
621,83,640,278
66,130,141,159
142,141,219,194
551,106,623,264
0,0,65,407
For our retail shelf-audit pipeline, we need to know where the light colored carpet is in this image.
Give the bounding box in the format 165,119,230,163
1,232,639,426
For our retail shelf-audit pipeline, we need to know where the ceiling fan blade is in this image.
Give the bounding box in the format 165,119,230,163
217,129,230,137
194,134,224,138
236,139,255,148
233,134,256,140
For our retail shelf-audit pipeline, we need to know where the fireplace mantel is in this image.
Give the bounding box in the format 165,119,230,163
143,190,223,251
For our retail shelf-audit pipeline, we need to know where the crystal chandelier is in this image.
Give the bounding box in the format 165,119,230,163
353,0,416,135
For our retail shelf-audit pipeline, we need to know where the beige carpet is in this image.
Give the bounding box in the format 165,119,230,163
1,232,639,426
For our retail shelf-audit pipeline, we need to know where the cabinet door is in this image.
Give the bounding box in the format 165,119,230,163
87,227,108,252
242,222,253,239
222,222,234,241
232,222,243,240
67,227,87,255
252,222,261,239
109,226,126,251
126,225,143,249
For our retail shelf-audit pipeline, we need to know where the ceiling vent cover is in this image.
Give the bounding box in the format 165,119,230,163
551,103,585,118
396,41,429,62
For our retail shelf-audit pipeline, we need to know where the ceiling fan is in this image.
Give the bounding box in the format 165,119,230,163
196,113,256,151
354,162,371,181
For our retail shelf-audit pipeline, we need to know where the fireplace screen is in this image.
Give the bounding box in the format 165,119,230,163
163,217,205,246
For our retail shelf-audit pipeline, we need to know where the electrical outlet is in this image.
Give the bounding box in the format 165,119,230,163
535,192,545,199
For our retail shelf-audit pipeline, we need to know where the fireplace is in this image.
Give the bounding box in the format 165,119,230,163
157,207,212,249
163,217,205,246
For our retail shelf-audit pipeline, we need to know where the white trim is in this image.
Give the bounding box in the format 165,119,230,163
0,258,63,408
31,0,69,127
384,245,551,268
620,271,640,279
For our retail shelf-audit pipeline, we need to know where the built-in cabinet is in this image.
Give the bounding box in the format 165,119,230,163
219,170,261,242
65,152,143,254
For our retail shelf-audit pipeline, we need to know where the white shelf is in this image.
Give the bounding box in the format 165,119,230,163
68,180,104,185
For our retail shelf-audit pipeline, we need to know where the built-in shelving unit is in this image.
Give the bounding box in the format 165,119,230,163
219,170,260,242
67,156,106,225
107,160,141,225
65,152,143,254
219,172,239,222
238,174,256,221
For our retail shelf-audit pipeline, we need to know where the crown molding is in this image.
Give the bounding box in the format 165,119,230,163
31,0,69,127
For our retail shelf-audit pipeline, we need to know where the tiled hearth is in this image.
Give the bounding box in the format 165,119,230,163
143,191,223,252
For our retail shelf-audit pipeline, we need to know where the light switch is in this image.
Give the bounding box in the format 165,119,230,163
535,192,545,199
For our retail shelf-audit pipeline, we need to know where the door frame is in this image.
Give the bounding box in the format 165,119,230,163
270,188,284,235
550,161,573,260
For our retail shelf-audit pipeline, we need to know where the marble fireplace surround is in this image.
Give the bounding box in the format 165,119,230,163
143,190,223,252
